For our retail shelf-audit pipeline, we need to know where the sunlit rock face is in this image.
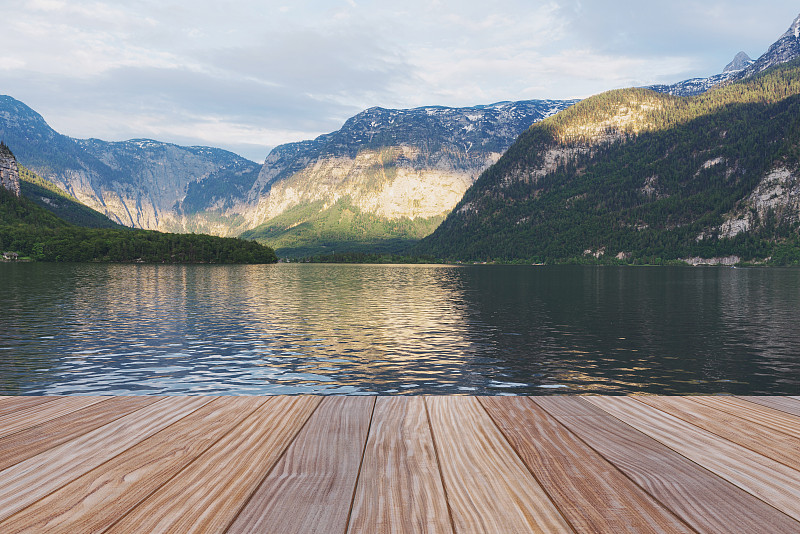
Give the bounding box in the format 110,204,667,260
232,100,578,235
0,142,21,197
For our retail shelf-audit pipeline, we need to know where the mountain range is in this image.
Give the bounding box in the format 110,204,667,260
0,96,576,256
3,11,800,262
416,15,800,265
648,14,800,97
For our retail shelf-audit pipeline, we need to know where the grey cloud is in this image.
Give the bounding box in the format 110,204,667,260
5,0,800,162
198,27,415,100
563,0,800,76
2,66,359,160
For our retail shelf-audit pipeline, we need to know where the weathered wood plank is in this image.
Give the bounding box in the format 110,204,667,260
0,396,210,523
106,395,321,534
533,397,800,534
0,396,107,439
735,396,800,418
427,396,571,534
0,397,267,534
228,397,374,534
481,397,692,534
691,396,800,439
347,397,453,534
588,396,800,522
638,396,800,471
0,396,160,471
0,396,59,417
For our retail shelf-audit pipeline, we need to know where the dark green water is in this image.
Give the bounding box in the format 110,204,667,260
1,263,798,395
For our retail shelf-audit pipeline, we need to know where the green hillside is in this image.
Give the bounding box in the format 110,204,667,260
415,60,800,265
240,198,444,258
0,186,277,264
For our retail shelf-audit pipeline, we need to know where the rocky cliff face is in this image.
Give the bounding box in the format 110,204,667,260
0,142,21,197
0,96,261,235
706,166,800,239
724,52,754,73
229,100,577,250
68,138,261,234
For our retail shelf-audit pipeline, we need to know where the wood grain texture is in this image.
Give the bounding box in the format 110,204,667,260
638,396,800,471
426,396,571,534
106,395,321,534
348,397,453,534
0,396,106,438
690,396,800,439
588,396,800,522
480,397,691,534
228,396,374,534
0,397,267,534
0,396,210,523
735,396,800,418
0,396,59,417
0,396,160,472
533,397,800,534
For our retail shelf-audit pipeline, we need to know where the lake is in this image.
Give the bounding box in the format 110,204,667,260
1,263,798,395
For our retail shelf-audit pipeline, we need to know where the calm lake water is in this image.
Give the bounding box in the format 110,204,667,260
1,263,798,395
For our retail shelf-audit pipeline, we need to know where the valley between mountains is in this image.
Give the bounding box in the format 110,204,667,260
3,12,800,264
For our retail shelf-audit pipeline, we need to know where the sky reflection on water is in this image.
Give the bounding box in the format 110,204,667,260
1,263,798,395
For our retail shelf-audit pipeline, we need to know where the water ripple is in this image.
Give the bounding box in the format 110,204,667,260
0,263,799,395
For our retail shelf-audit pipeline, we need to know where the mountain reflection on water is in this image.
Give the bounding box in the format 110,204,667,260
1,263,798,395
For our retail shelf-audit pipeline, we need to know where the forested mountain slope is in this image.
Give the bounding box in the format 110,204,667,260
416,61,800,265
0,146,277,263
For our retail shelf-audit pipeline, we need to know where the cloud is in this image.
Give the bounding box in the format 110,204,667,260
1,0,799,161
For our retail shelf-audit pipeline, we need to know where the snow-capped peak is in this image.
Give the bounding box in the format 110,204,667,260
784,12,800,40
723,51,754,73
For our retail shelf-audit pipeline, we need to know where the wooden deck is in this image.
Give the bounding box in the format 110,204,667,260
0,395,798,533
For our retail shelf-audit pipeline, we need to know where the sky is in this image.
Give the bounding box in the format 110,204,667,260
1,1,799,162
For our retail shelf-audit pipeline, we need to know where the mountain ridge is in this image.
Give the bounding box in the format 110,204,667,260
0,95,577,256
232,99,577,255
648,13,800,97
415,59,800,264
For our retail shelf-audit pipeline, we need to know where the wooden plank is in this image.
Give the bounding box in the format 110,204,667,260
0,396,107,438
0,396,210,522
106,395,322,534
0,396,59,417
0,397,268,534
736,396,800,418
228,397,374,534
533,397,800,534
638,396,800,471
0,396,160,471
588,396,800,522
426,396,571,534
691,396,800,439
481,397,692,534
347,397,452,534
